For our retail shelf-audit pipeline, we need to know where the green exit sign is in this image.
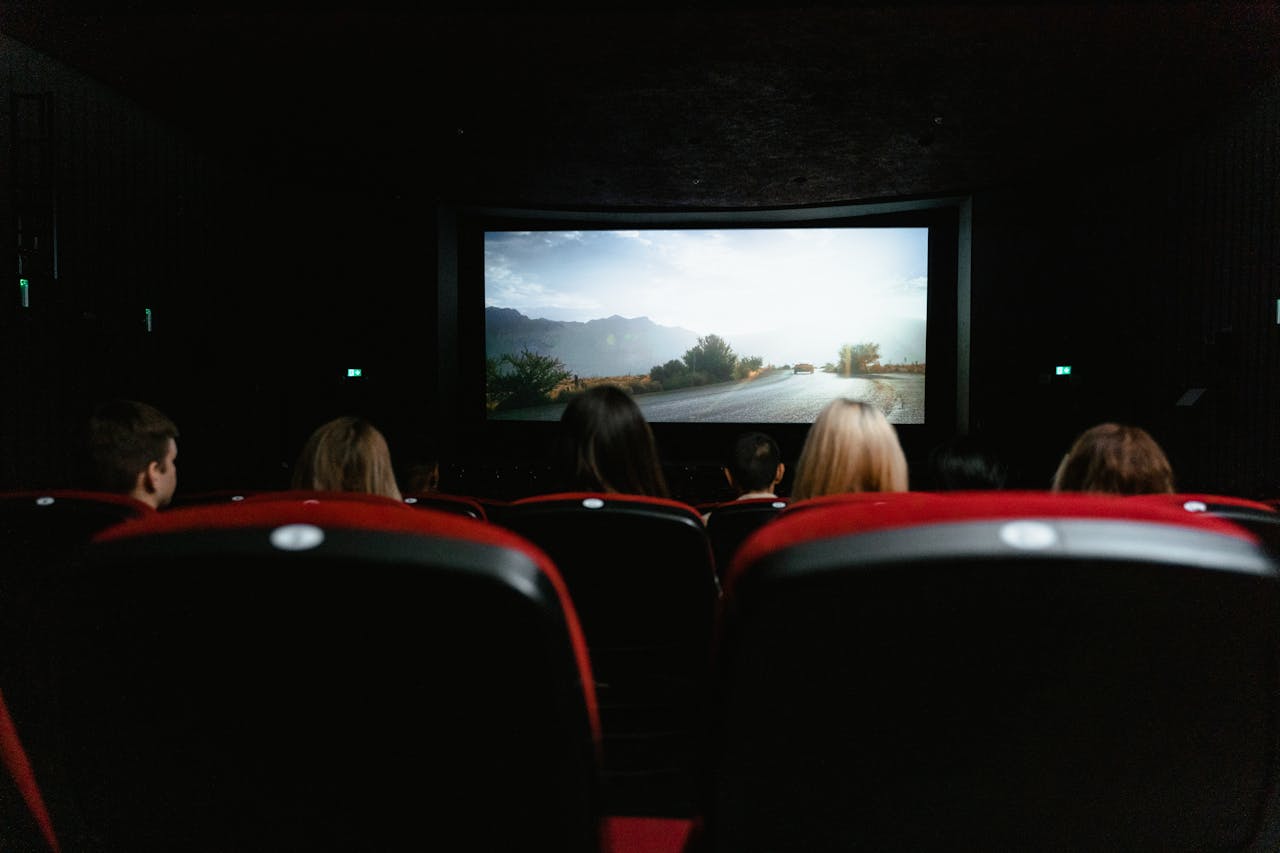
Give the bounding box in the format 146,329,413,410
347,368,363,378
1055,365,1072,376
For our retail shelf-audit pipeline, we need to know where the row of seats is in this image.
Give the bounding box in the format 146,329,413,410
2,488,1280,850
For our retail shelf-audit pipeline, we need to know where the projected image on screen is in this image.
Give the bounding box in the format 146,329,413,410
484,227,927,424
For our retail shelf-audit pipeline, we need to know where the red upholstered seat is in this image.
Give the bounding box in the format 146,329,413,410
2,497,604,852
402,491,489,520
0,489,151,551
165,488,258,508
499,492,719,818
1128,492,1280,556
241,488,410,508
0,489,153,800
711,490,1280,852
701,497,789,582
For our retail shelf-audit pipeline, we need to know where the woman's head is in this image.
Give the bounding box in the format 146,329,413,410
791,399,908,500
291,416,402,500
557,384,668,497
1051,422,1174,495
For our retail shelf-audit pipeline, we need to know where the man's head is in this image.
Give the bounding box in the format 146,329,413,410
726,431,784,496
87,399,179,509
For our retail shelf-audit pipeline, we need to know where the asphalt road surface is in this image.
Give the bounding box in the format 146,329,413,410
492,369,925,423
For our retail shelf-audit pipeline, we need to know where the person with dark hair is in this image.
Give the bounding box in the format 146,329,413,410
1051,422,1175,495
291,416,402,500
400,432,443,496
724,431,785,501
403,461,441,495
86,398,180,510
556,383,669,497
701,431,786,524
927,433,1008,491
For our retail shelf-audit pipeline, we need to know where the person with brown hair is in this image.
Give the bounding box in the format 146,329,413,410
291,416,402,500
1051,422,1175,495
556,383,669,497
86,398,180,510
790,398,909,500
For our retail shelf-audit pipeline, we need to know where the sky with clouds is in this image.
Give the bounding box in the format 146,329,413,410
485,227,928,365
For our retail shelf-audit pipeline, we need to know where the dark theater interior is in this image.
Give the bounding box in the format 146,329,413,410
3,2,1280,850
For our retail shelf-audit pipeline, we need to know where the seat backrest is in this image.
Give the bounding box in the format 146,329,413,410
702,497,788,581
0,490,150,560
710,490,1280,853
499,492,719,817
1132,492,1280,556
0,490,152,743
165,488,257,508
8,496,603,853
403,492,489,520
242,488,406,507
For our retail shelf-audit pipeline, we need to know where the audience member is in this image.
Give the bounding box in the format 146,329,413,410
403,461,441,495
291,416,402,500
1051,422,1175,495
724,431,785,500
398,431,443,495
790,398,908,500
556,384,669,497
702,431,785,523
927,433,1008,490
86,398,180,510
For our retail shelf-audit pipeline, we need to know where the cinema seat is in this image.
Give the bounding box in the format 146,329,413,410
709,490,1280,853
165,488,257,508
3,498,605,852
242,488,409,508
498,492,720,818
402,491,489,520
1130,492,1280,556
0,490,152,743
0,489,151,554
701,497,788,581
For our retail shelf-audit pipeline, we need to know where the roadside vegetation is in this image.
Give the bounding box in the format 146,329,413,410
822,341,925,376
485,333,772,411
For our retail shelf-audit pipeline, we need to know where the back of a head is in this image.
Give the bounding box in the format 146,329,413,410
87,399,179,494
928,434,1008,491
399,432,442,494
729,431,782,495
791,399,908,500
291,416,402,500
557,384,669,497
1052,422,1175,495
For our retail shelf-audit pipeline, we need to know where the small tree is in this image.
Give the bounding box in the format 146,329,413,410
734,354,764,380
683,334,737,382
649,358,687,384
837,342,881,376
489,348,572,410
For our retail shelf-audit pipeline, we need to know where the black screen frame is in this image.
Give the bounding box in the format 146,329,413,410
438,198,971,475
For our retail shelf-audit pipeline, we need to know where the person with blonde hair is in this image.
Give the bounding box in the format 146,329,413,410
291,416,402,500
790,398,909,500
1051,422,1175,495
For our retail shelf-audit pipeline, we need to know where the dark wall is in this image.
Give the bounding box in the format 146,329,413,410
1,35,440,492
970,73,1280,497
3,33,1278,500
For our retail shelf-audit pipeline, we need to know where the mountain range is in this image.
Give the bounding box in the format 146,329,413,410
486,307,701,377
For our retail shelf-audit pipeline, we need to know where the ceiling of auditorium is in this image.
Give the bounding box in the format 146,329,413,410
3,1,1280,209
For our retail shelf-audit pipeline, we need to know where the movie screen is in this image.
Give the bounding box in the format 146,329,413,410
484,226,928,424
